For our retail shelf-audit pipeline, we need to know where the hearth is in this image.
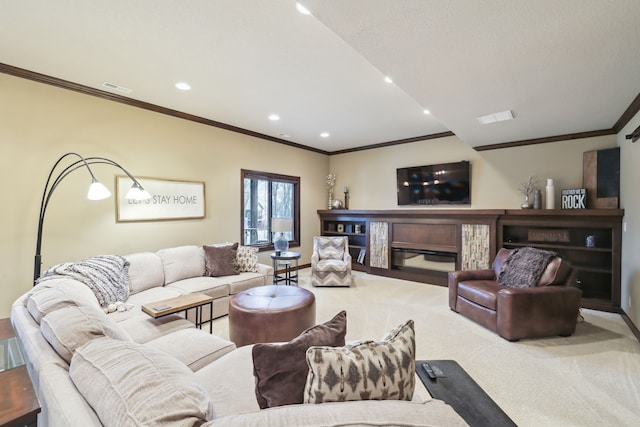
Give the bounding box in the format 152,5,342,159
391,247,456,273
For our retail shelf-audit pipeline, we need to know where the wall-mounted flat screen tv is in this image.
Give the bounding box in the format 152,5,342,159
397,160,471,206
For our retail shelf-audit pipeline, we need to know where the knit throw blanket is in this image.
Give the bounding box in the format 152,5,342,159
37,255,130,307
498,247,557,288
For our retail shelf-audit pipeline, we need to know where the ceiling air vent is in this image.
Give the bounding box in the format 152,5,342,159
102,82,133,94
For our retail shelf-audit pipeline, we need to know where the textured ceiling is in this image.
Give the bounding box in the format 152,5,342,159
1,0,639,152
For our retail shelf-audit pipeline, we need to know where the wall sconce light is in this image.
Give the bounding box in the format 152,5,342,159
34,152,151,284
626,124,640,143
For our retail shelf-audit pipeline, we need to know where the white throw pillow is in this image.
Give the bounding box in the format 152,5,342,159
236,245,259,272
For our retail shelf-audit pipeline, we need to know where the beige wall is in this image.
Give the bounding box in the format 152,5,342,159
329,130,639,327
0,74,329,317
619,110,640,327
329,134,617,210
2,71,635,332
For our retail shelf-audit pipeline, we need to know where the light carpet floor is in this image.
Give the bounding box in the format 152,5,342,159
211,269,640,427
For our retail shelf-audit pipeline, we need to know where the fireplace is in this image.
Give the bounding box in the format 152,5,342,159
391,247,457,274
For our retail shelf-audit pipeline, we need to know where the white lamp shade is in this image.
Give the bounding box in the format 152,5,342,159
87,180,111,200
272,217,293,233
125,184,152,200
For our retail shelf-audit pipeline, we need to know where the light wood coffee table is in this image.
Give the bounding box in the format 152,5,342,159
142,293,214,334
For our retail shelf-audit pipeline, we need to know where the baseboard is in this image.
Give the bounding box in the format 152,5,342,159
620,309,640,343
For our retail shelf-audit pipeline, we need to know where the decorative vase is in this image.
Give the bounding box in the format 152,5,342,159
546,179,555,209
273,232,289,255
328,190,333,210
533,189,542,209
521,195,533,209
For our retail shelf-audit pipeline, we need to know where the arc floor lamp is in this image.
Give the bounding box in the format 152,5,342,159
34,152,151,284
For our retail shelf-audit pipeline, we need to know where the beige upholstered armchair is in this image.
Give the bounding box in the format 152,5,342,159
311,236,352,287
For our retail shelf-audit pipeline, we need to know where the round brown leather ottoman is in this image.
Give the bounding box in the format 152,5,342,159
229,285,316,347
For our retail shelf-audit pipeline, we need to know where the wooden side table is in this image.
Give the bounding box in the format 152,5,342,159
141,293,214,334
0,318,40,427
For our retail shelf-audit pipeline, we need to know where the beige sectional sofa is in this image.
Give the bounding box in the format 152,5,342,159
124,244,274,320
11,244,468,426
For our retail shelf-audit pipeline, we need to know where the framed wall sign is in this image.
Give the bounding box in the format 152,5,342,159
116,176,205,222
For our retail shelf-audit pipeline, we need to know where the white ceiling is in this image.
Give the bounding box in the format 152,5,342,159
2,1,639,152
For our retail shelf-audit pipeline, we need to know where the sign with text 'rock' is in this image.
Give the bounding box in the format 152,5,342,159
561,188,587,210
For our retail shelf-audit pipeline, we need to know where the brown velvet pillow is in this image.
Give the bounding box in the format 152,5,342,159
252,310,347,409
203,243,239,277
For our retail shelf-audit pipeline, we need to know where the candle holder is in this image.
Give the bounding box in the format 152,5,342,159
343,186,349,210
326,174,336,210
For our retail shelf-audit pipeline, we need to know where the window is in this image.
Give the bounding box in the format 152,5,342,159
241,169,300,251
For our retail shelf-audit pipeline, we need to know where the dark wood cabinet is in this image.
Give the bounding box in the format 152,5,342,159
318,209,502,283
318,213,369,271
498,209,623,312
318,209,624,313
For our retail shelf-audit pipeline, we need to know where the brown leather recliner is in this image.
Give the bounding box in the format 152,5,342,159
448,248,582,341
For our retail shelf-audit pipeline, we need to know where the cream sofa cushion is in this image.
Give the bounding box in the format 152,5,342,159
38,361,104,426
166,277,230,299
194,345,261,418
70,336,214,427
27,287,77,324
145,327,236,371
33,277,100,307
125,252,165,294
158,245,205,284
204,400,468,427
41,305,131,363
27,279,101,323
116,314,194,344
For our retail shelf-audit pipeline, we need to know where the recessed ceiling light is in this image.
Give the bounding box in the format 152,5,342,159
477,110,514,125
384,76,393,84
423,109,431,115
320,132,330,138
269,114,280,121
277,133,291,138
175,82,191,91
296,2,311,15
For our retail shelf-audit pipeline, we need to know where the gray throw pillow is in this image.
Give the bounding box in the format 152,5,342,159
203,243,239,277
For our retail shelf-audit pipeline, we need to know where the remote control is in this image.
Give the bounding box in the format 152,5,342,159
422,362,437,380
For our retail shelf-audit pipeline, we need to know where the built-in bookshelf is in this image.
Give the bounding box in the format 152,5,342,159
498,209,623,312
320,216,368,271
318,209,624,313
318,209,502,279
